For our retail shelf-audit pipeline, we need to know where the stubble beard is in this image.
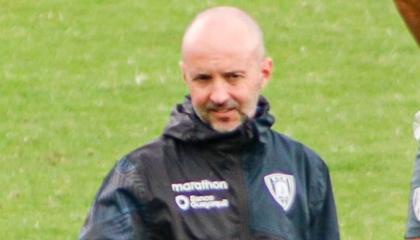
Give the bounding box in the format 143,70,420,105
194,99,252,133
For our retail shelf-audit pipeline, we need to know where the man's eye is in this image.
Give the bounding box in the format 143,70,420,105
226,73,243,80
193,75,211,81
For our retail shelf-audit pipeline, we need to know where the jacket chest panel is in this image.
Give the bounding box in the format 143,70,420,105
244,147,309,240
146,148,248,239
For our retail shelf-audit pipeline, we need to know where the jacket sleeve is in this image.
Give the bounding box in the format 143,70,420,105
406,149,420,239
79,157,148,240
306,149,340,240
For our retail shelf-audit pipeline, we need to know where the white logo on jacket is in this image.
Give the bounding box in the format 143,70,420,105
172,179,230,211
413,187,420,220
264,173,296,211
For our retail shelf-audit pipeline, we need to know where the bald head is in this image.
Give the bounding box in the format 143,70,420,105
180,7,273,132
182,6,266,61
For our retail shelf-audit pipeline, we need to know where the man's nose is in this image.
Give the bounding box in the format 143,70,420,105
209,79,229,105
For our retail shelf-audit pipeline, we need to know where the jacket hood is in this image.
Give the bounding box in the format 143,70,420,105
163,96,275,147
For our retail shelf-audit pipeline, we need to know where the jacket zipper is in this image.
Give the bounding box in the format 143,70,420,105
235,156,251,240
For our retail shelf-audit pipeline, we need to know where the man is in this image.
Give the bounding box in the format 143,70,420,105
406,111,420,239
395,0,420,46
80,6,340,240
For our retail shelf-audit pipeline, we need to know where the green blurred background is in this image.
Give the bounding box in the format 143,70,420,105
1,0,419,239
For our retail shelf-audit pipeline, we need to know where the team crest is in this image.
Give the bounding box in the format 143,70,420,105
413,187,420,221
264,173,296,211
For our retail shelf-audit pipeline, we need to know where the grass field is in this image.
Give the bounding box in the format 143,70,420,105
1,0,419,239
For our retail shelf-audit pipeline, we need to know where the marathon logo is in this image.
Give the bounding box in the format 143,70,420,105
171,180,228,193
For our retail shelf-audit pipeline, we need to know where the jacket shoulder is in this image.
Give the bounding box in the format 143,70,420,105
270,131,328,169
125,137,167,161
120,136,177,171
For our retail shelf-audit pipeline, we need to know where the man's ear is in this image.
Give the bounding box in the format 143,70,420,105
260,57,273,89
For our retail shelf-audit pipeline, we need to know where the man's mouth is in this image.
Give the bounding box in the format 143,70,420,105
211,108,235,113
209,108,237,119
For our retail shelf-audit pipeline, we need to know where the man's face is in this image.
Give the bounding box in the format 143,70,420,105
182,48,272,132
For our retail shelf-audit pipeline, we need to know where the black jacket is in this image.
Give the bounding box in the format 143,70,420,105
80,96,340,240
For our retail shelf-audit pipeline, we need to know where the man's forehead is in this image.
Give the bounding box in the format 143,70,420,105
184,44,257,61
183,49,257,71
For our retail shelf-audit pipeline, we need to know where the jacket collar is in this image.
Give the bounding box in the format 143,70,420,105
163,96,275,149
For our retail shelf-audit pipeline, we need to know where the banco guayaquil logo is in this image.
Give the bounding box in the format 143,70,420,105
264,173,296,211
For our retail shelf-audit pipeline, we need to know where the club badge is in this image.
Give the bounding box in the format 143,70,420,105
264,173,296,211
